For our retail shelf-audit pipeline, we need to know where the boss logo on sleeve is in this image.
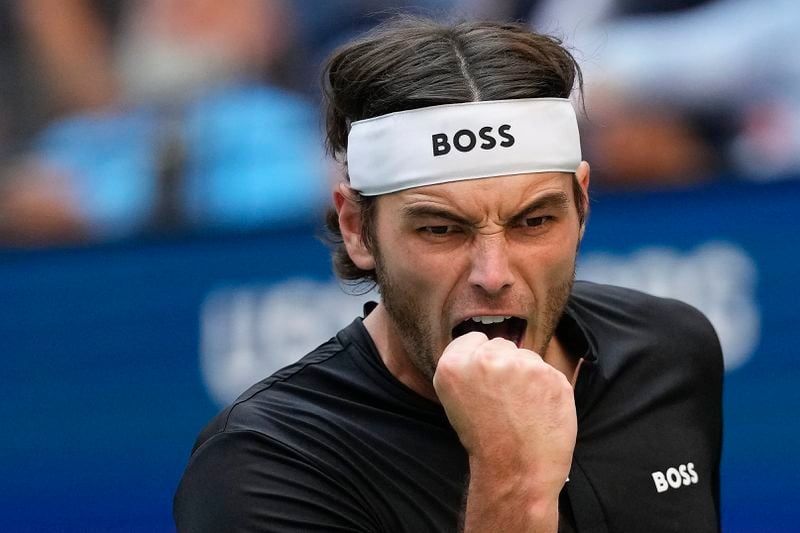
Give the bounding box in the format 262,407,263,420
651,462,699,493
432,124,515,156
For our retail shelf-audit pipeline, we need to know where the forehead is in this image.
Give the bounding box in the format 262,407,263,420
380,172,575,215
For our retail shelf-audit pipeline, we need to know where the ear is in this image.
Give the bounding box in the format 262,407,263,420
576,161,591,240
334,183,376,270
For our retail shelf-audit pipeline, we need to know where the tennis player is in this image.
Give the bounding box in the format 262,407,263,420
175,16,723,532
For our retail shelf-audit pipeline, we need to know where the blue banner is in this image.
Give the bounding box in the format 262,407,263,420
1,179,797,531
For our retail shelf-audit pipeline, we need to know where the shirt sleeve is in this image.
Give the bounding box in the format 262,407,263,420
173,429,380,532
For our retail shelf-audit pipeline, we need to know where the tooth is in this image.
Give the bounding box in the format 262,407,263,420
470,316,508,324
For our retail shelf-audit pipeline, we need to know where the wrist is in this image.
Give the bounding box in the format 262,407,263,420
464,456,561,532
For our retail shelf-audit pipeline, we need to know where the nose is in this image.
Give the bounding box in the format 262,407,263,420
467,234,515,295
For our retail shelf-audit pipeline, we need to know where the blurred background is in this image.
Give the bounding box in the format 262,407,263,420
0,0,797,531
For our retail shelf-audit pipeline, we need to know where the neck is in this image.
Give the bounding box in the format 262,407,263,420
362,304,439,401
541,333,579,384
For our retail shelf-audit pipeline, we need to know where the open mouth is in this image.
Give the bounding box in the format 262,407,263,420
451,316,527,347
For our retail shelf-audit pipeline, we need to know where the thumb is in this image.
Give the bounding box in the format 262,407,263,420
441,331,489,359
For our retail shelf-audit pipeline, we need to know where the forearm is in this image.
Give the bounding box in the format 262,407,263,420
460,458,561,533
434,335,575,533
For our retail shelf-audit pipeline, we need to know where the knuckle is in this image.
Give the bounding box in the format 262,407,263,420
435,352,458,374
475,337,515,357
432,362,456,392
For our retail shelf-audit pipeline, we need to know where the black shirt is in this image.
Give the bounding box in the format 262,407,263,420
174,281,723,532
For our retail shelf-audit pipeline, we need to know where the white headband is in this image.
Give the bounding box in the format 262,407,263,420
346,98,581,196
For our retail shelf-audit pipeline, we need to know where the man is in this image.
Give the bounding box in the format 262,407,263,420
174,17,723,532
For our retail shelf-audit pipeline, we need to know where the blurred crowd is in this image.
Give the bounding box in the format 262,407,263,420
0,0,797,246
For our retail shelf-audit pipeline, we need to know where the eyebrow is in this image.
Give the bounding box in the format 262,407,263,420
399,204,475,226
400,190,572,227
507,191,571,225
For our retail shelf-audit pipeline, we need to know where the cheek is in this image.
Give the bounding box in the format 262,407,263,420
545,254,577,286
386,246,453,294
517,239,578,289
382,228,459,281
378,236,464,315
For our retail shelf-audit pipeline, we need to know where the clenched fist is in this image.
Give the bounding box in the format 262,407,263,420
432,332,577,532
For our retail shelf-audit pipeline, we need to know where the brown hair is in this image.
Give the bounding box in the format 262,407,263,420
323,16,585,286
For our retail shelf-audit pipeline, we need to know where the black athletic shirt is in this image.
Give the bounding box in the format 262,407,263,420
174,281,723,532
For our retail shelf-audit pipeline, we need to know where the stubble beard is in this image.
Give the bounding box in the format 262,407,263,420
536,275,575,358
374,247,577,383
374,250,439,380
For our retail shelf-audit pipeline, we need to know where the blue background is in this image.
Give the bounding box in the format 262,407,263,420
1,179,798,532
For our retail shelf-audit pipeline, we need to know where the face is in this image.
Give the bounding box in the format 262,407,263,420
351,169,588,382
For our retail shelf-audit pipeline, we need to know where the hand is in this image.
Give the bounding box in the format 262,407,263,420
433,332,577,525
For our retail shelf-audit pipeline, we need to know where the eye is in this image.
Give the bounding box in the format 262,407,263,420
522,216,551,228
421,225,457,235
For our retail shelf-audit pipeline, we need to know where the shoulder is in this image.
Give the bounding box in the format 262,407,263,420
570,281,723,376
188,316,404,467
193,330,356,450
175,325,383,531
174,428,379,531
572,281,718,341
